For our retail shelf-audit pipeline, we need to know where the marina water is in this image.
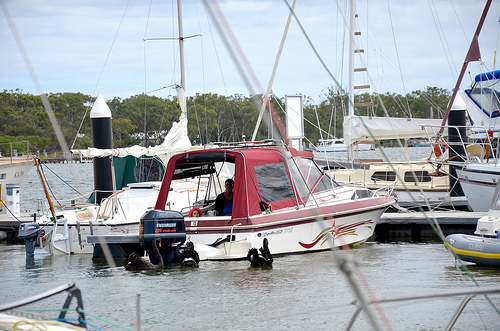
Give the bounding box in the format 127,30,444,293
2,147,500,329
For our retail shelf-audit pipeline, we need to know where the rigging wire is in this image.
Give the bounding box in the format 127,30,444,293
204,0,288,143
1,1,70,161
280,3,460,294
70,0,132,150
496,18,500,69
202,1,230,143
362,48,447,118
191,0,205,144
142,0,154,147
385,0,411,118
427,0,458,86
251,0,296,142
41,163,86,199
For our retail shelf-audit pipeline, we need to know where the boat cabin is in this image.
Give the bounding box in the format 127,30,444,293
154,146,342,221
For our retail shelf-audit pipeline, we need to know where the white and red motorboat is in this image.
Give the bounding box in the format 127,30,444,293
151,142,395,260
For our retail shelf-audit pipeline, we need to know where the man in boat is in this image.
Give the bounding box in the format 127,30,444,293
215,178,234,216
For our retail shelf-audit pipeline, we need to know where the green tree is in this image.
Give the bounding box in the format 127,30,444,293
0,87,451,150
113,118,138,146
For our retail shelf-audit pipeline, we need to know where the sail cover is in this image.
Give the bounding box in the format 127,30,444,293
343,115,443,146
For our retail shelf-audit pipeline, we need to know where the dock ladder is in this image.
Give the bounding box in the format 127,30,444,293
51,218,70,255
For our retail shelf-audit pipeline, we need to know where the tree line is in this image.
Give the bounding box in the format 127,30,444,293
0,86,450,155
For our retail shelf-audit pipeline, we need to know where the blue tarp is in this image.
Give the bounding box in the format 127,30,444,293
475,69,500,82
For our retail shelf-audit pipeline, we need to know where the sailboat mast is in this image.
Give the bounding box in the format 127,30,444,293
177,0,185,91
346,0,356,160
175,0,188,125
438,0,491,133
348,0,355,118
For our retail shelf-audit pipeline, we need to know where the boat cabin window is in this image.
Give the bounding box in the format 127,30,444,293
254,162,295,203
371,171,396,182
404,171,431,183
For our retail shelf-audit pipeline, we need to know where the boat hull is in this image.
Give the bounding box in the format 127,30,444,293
0,158,34,218
445,233,500,267
36,181,162,255
186,196,392,260
39,218,139,255
458,164,500,212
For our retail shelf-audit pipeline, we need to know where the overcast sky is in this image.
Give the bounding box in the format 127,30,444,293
1,0,499,103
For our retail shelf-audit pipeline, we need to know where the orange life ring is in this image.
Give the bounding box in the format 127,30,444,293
433,138,448,157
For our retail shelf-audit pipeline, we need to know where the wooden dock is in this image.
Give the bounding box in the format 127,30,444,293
375,211,485,241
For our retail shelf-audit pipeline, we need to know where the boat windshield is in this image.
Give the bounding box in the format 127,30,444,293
292,157,340,195
466,71,500,118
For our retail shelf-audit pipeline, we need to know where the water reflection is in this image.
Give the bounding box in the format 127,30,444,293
445,263,500,280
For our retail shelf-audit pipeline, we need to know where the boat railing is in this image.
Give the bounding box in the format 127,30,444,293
0,141,31,161
97,192,128,221
421,124,498,164
0,282,85,321
336,180,368,189
346,285,500,331
208,139,283,149
228,223,242,256
373,181,396,198
35,198,51,218
0,282,136,330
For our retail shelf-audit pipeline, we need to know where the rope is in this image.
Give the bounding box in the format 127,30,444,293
41,163,85,198
11,320,81,330
38,163,61,208
78,309,134,331
251,0,296,141
141,0,153,147
0,200,23,223
202,3,229,96
283,0,344,96
3,308,134,331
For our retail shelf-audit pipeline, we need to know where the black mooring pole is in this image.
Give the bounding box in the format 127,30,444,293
90,95,113,205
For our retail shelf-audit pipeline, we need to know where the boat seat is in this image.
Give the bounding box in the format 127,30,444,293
466,144,485,161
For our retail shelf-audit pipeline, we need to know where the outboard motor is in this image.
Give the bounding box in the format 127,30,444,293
18,222,41,258
140,210,186,265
